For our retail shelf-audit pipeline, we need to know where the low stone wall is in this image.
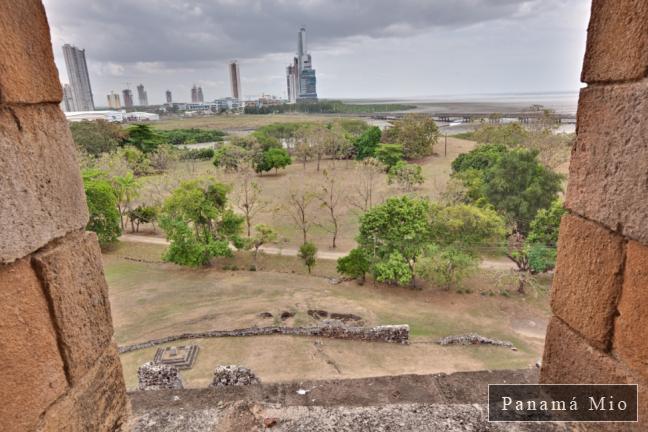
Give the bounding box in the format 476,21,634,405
119,323,410,353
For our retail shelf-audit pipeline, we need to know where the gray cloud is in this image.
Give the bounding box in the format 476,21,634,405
42,0,590,104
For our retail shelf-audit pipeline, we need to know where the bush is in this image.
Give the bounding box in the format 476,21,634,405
298,242,317,274
387,161,424,191
336,248,371,283
83,173,121,246
180,148,215,160
375,144,403,168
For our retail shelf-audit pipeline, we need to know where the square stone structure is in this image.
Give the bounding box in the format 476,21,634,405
154,345,200,370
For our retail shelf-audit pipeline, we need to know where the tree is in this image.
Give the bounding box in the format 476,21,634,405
382,114,439,159
112,172,140,231
375,143,403,169
285,187,318,244
247,224,277,270
526,199,565,245
233,168,268,237
127,124,161,153
373,252,413,286
451,143,508,174
318,170,345,248
428,204,506,250
471,123,528,148
127,205,158,233
387,161,424,192
254,147,291,175
348,158,384,212
353,126,381,159
337,248,370,284
482,148,563,234
159,180,243,266
298,242,317,274
293,127,314,169
416,245,478,291
213,143,249,172
83,171,121,246
70,120,126,156
148,144,178,172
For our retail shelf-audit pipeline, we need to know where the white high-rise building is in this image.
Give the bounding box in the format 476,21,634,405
61,83,76,112
62,44,95,111
229,60,242,100
106,91,121,109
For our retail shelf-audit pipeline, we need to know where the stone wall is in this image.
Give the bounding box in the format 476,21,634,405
540,0,648,428
119,324,410,353
0,2,128,431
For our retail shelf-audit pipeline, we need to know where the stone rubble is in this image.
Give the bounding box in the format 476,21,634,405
137,362,184,391
436,333,514,348
209,365,260,387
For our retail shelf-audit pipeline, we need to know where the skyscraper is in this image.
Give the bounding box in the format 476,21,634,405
62,44,94,111
61,83,76,112
136,84,148,106
197,86,204,103
191,85,204,103
229,60,242,100
122,89,134,108
286,27,317,102
106,91,121,109
165,90,172,104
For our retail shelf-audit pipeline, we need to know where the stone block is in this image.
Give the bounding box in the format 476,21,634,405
540,318,627,384
550,214,624,350
567,83,648,245
37,344,129,432
0,0,62,103
0,258,68,432
614,241,648,381
582,0,648,83
33,231,114,385
0,105,88,263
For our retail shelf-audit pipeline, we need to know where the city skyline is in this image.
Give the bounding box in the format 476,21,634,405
45,0,590,105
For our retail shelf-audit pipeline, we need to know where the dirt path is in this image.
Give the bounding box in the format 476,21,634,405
119,234,516,269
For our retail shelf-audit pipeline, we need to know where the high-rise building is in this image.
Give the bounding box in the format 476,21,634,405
286,27,317,102
136,84,148,106
61,83,76,112
165,90,172,104
106,91,121,109
122,89,134,108
191,84,204,103
62,44,95,111
229,60,242,100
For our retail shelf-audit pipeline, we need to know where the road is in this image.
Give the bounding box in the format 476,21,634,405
119,234,515,270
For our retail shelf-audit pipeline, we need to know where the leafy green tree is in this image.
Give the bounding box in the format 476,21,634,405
112,172,140,230
428,204,506,249
451,143,508,173
254,147,291,175
159,180,243,266
525,243,557,274
373,252,413,286
375,144,403,169
353,126,382,159
526,199,565,245
471,123,528,148
482,148,563,234
213,143,249,172
246,224,277,270
298,241,317,274
127,205,158,233
70,120,126,156
337,248,371,284
83,172,121,246
127,124,161,153
416,245,478,290
382,114,439,159
387,161,424,191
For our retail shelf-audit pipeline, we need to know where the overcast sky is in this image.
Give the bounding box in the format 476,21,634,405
42,0,591,105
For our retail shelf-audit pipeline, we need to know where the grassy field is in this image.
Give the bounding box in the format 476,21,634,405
134,136,477,252
154,113,365,132
105,245,551,389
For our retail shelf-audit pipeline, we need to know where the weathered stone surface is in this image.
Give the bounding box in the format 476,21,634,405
138,362,184,391
582,0,648,83
0,105,88,263
436,333,514,348
614,241,648,381
540,318,627,384
37,344,129,432
0,0,62,103
567,83,648,245
33,231,114,384
550,214,624,350
210,365,260,387
0,258,68,432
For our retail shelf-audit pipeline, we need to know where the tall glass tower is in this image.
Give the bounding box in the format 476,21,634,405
62,44,95,111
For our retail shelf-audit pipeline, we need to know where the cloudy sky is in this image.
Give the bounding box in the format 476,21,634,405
42,0,591,105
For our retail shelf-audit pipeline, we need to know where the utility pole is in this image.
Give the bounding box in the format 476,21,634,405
445,133,447,157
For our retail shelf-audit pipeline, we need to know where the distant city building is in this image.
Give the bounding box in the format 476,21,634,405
62,44,95,111
106,91,121,109
286,27,317,102
122,89,134,108
191,84,204,103
286,62,297,103
61,83,76,112
229,60,242,100
136,84,148,106
165,90,172,104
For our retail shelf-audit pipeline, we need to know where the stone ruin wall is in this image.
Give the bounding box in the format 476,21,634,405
540,0,648,428
0,2,128,431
